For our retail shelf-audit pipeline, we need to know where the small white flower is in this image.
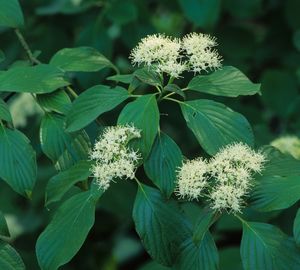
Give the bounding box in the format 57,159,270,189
271,135,300,160
182,33,222,73
176,158,209,200
90,125,141,191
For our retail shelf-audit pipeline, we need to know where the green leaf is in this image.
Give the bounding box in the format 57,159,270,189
0,50,5,63
174,233,219,270
36,89,71,115
240,221,300,270
0,211,9,237
0,64,70,94
178,0,221,29
187,66,261,97
293,208,300,245
251,147,300,212
106,0,138,25
133,184,191,266
118,94,160,158
164,84,185,99
0,98,12,122
40,113,90,167
66,85,129,132
107,74,134,84
0,241,25,270
0,0,24,28
36,187,102,270
180,99,254,155
0,126,37,197
46,160,92,206
50,47,116,73
144,132,182,197
134,68,163,87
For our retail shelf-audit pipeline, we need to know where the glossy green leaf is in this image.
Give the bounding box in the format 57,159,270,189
36,89,71,115
50,47,116,73
0,64,69,94
134,68,163,87
180,99,254,155
174,233,219,270
36,187,102,270
40,113,90,168
66,85,129,132
188,66,261,97
144,132,182,197
0,0,24,28
0,98,12,122
0,126,37,197
118,94,159,158
0,241,25,270
293,208,300,245
178,0,220,28
251,147,300,211
107,74,133,84
46,160,92,206
240,221,300,270
164,84,185,99
133,184,191,266
0,211,9,237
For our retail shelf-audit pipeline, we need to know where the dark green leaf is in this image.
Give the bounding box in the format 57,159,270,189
0,64,69,94
0,0,24,28
0,211,9,237
0,50,5,63
240,221,300,270
133,184,191,266
66,85,129,132
180,99,254,155
188,66,261,97
118,94,160,158
0,98,12,122
40,113,90,168
144,132,182,197
293,208,300,246
134,68,163,87
46,160,92,206
0,241,25,270
174,233,219,270
164,84,185,99
36,89,71,115
0,126,37,197
178,0,220,28
106,0,138,25
36,187,102,270
50,47,116,73
107,74,134,84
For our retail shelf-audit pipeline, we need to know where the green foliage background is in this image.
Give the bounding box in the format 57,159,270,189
1,0,300,269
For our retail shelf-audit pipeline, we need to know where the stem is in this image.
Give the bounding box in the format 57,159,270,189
163,97,184,104
66,86,78,98
14,29,41,65
130,94,142,98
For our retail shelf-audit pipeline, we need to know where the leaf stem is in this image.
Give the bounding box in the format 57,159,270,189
66,86,78,98
163,97,184,104
14,29,41,65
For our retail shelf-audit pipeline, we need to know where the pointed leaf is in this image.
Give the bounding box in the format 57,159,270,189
66,85,129,132
0,241,25,270
144,132,182,197
188,66,261,97
0,126,37,197
134,68,163,87
293,208,300,246
180,99,254,155
0,0,24,28
0,211,9,237
0,98,12,122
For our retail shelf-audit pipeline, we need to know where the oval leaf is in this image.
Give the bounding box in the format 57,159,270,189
133,184,191,266
50,47,116,73
118,94,159,158
66,85,129,132
293,208,300,246
134,68,163,87
0,126,37,197
36,188,102,270
240,221,300,270
0,0,24,28
180,99,254,155
0,64,69,94
0,98,12,122
0,241,25,270
0,211,9,237
188,66,261,97
144,132,182,197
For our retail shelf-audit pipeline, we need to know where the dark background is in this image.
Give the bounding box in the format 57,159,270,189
1,0,300,269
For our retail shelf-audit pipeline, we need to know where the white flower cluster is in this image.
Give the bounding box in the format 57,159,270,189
176,143,265,213
9,93,43,127
90,125,141,191
271,135,300,160
130,33,222,78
